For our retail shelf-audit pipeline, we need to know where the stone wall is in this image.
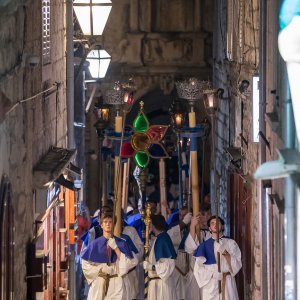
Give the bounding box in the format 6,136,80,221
0,0,66,298
213,0,261,298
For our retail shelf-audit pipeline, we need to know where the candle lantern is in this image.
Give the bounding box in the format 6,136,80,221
170,99,186,130
203,89,219,116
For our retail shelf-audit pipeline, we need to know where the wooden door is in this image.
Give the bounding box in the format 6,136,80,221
0,175,14,300
229,173,252,298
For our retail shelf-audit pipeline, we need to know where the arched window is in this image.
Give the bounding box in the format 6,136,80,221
0,175,14,300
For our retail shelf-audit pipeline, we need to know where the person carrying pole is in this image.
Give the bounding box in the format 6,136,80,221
193,216,242,300
81,212,138,300
143,214,177,300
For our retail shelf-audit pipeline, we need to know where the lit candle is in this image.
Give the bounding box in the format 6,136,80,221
115,115,123,133
189,111,196,128
123,92,129,103
208,94,214,108
175,114,182,126
102,108,109,121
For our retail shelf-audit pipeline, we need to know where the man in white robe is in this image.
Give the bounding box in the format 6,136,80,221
122,221,144,299
81,213,138,300
143,214,177,300
167,206,192,300
193,216,242,300
184,205,212,300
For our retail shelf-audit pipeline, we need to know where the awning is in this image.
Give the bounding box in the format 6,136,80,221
33,147,76,188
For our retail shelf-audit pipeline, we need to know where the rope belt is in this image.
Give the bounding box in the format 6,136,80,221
126,266,136,276
98,266,137,295
221,272,231,300
98,271,118,296
149,276,161,281
175,265,189,276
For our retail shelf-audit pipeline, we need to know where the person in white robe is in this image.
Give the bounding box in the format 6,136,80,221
122,223,144,300
184,205,212,300
193,216,242,300
167,207,192,300
81,213,138,300
143,214,177,300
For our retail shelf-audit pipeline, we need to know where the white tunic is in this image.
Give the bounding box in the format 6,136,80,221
82,252,138,300
184,233,202,300
147,238,176,300
122,226,144,300
167,225,187,300
193,238,242,300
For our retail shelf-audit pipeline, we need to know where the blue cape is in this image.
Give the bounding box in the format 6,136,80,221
90,216,100,228
81,235,133,263
80,225,103,246
130,218,146,243
193,237,229,264
154,232,177,261
178,228,189,250
166,210,179,228
121,233,138,254
126,213,141,225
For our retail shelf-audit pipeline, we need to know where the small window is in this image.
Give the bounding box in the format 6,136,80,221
42,0,51,65
227,0,243,62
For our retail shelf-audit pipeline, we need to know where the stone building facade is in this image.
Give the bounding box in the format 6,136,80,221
0,0,67,298
214,0,295,299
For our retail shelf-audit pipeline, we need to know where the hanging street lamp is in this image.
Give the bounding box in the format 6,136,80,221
73,0,112,81
86,48,111,79
73,0,112,36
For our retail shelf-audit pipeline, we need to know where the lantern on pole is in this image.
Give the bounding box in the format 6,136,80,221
203,87,221,293
94,101,110,208
175,78,207,215
170,99,186,208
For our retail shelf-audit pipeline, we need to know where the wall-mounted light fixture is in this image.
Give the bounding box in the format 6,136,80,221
239,80,250,94
224,146,244,170
252,75,260,142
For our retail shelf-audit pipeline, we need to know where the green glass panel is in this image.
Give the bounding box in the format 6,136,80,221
133,113,149,132
135,151,149,168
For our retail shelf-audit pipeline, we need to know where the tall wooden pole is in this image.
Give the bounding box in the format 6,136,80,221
177,132,183,209
211,113,221,294
113,115,123,237
189,111,200,217
201,138,206,204
122,158,130,210
101,157,107,207
159,158,167,219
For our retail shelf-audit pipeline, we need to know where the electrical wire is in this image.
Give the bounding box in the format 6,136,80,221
5,82,61,116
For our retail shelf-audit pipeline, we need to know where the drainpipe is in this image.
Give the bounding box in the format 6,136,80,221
66,0,75,149
284,73,296,299
66,0,76,299
259,0,269,298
